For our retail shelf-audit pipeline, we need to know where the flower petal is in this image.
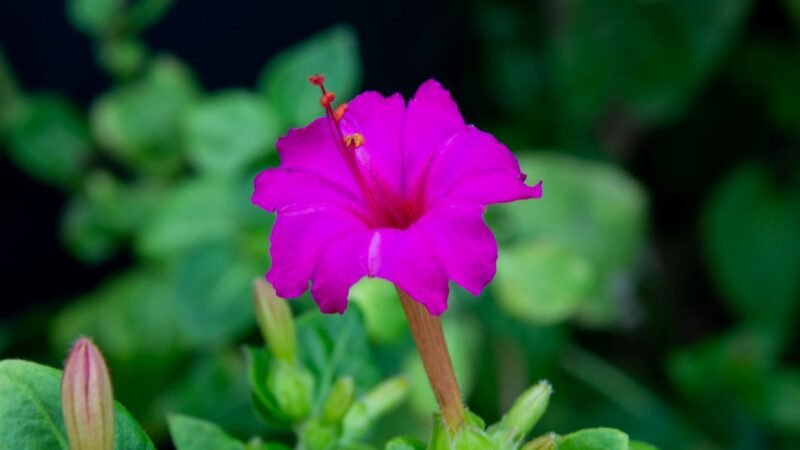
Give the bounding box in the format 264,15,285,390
267,206,369,302
275,117,362,198
310,228,373,314
403,80,467,196
416,202,498,296
424,126,542,206
369,227,450,316
340,92,406,196
252,168,370,220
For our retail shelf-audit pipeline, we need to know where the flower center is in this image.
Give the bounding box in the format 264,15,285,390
309,74,420,230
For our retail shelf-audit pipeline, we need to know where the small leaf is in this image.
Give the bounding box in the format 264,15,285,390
551,0,752,139
763,369,800,433
183,90,279,175
668,326,780,402
6,94,91,187
244,346,290,427
62,172,164,263
385,437,426,450
493,153,646,327
168,414,246,450
171,243,258,347
91,56,198,175
136,177,238,258
0,359,155,450
67,0,124,35
296,309,380,402
629,441,660,450
494,241,596,325
128,0,176,32
557,428,629,450
158,352,262,437
259,25,361,126
349,278,407,344
702,164,800,325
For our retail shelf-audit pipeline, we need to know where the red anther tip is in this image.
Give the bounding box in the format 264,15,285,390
308,74,326,86
334,103,348,121
320,92,336,107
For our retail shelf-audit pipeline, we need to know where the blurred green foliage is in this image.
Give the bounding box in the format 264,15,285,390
0,0,799,449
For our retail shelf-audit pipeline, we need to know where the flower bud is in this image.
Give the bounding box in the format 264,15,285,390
61,337,114,450
321,376,355,425
384,436,426,450
267,359,314,422
488,380,552,447
302,419,338,450
343,377,409,438
253,278,297,362
430,411,494,450
361,376,409,417
522,433,558,450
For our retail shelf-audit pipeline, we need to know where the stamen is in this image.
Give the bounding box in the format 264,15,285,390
320,92,336,107
344,133,365,149
308,73,409,229
334,103,348,121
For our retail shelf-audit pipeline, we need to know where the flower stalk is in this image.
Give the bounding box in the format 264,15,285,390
396,288,464,429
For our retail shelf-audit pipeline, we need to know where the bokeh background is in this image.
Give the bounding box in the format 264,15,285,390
1,1,799,449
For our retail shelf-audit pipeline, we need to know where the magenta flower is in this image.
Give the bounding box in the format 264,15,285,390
252,77,541,316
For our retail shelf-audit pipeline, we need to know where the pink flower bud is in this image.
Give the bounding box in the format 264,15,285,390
61,337,114,450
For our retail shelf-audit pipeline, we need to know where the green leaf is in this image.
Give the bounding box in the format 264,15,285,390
136,177,239,258
702,164,800,325
668,325,780,403
245,346,291,427
67,0,124,35
168,414,246,450
98,38,148,78
349,278,407,344
551,0,752,140
557,428,629,450
296,309,380,403
62,172,164,263
0,359,155,450
732,41,800,137
385,437,426,450
91,55,198,175
158,352,262,437
183,90,279,175
171,243,258,347
259,25,361,126
492,153,646,326
762,369,800,433
62,193,121,263
128,0,176,32
494,241,596,325
6,94,91,187
629,441,659,450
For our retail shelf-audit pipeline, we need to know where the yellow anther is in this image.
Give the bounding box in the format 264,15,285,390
334,103,349,121
344,133,365,148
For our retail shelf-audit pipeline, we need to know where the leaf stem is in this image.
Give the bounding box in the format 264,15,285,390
396,288,464,429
